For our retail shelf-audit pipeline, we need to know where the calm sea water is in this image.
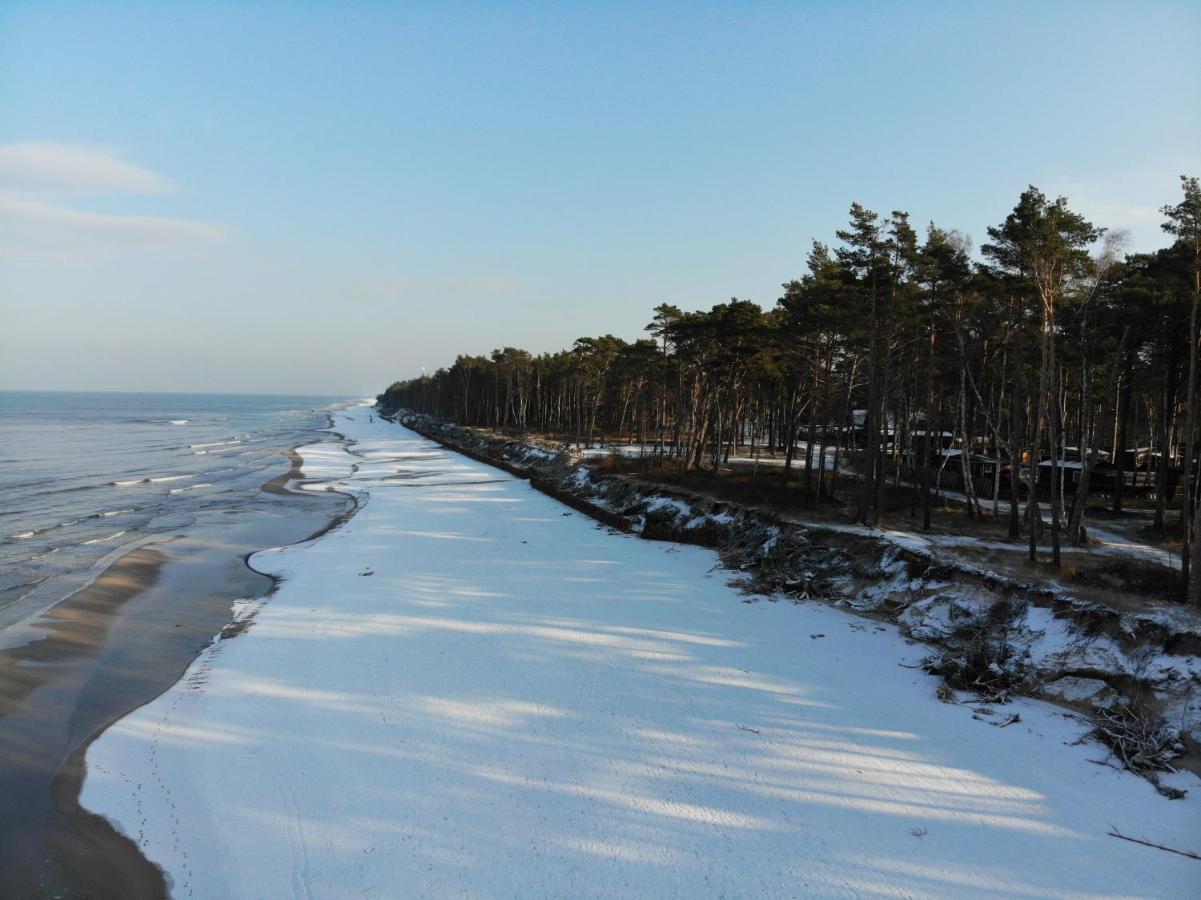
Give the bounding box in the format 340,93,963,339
0,391,349,622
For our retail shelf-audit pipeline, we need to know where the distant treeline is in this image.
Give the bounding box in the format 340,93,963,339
379,181,1201,593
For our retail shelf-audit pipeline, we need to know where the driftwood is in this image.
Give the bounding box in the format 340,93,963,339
1091,702,1184,776
1108,827,1201,861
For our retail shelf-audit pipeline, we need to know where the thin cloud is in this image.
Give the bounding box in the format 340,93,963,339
0,195,223,261
0,141,175,195
0,141,222,261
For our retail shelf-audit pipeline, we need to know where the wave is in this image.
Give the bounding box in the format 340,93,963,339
0,576,48,596
197,444,246,455
113,467,228,488
169,419,190,425
168,482,213,494
7,474,102,493
4,515,85,541
96,508,136,518
81,530,127,545
114,472,194,487
189,440,242,450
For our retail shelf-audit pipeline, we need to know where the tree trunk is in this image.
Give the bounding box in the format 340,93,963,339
1028,310,1052,563
1183,285,1198,591
1186,258,1201,604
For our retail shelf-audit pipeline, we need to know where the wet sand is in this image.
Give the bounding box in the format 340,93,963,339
0,447,353,898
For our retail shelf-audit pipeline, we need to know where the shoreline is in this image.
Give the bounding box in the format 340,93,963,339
0,431,356,898
0,533,174,640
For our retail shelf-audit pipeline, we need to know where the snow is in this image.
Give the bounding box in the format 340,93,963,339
575,443,838,470
877,528,935,554
644,496,693,519
684,513,729,530
793,520,950,558
505,444,557,465
1087,524,1178,567
836,461,1175,570
883,497,1176,570
897,593,994,643
1043,676,1114,705
81,403,1201,898
577,444,648,459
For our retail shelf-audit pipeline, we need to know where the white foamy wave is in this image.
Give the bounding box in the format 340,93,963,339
7,517,82,541
189,440,241,450
98,508,135,517
116,474,195,486
168,482,213,494
169,419,190,425
82,530,127,545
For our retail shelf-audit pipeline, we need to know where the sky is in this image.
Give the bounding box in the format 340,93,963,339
1,1,1199,397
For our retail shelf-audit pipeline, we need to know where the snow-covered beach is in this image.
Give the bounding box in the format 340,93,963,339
81,404,1201,897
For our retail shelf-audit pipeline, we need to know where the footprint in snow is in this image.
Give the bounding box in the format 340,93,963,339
359,567,374,576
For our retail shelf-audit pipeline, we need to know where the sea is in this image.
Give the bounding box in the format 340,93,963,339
0,390,351,627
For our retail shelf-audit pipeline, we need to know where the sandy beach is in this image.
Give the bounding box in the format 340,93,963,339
79,403,1201,897
0,443,351,898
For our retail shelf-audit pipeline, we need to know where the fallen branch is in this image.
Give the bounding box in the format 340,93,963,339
1108,828,1201,861
1091,702,1183,777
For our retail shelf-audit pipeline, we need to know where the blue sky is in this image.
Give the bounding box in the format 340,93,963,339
1,1,1198,395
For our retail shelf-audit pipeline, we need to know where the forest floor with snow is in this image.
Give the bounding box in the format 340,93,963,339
81,405,1201,897
527,435,1188,613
